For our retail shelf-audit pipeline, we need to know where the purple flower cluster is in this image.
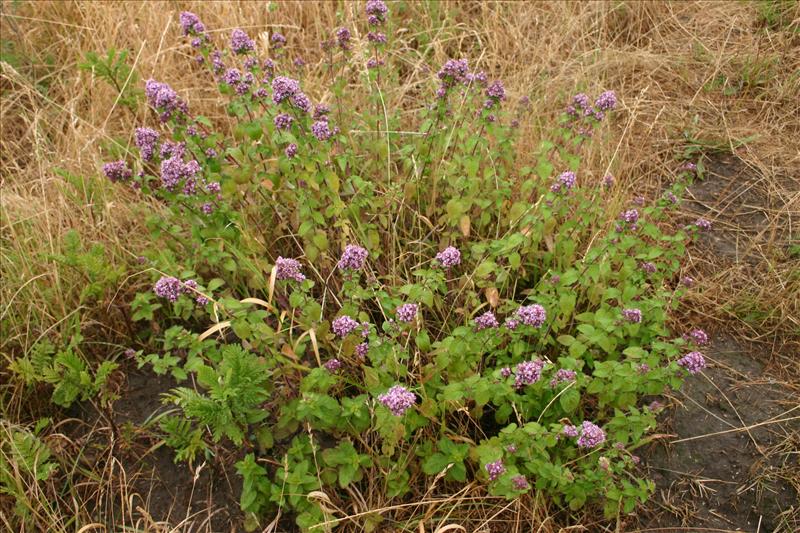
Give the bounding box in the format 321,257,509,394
336,27,351,49
274,113,293,130
511,475,529,490
367,32,388,44
485,460,505,481
378,385,416,416
154,276,183,301
640,261,657,274
275,257,305,282
332,316,359,338
622,308,642,323
437,59,469,88
272,76,301,104
160,140,185,159
695,218,712,230
566,90,616,122
230,28,255,54
243,57,258,71
396,303,419,323
504,317,520,330
619,209,640,224
682,276,695,287
313,104,330,120
160,155,201,191
222,68,254,95
323,358,342,373
549,368,577,388
576,421,606,448
291,91,311,112
144,79,188,121
474,311,499,331
677,351,706,374
102,160,132,182
182,279,209,305
285,143,298,158
154,277,207,305
179,12,206,37
311,120,334,141
269,32,286,50
435,246,461,268
562,424,579,438
516,304,546,327
355,342,369,360
338,245,368,270
514,359,545,389
688,328,709,346
551,171,577,193
366,57,384,69
134,127,159,161
486,80,505,100
603,174,616,187
595,90,617,111
366,0,389,25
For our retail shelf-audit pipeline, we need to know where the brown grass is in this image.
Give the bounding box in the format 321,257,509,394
1,0,798,530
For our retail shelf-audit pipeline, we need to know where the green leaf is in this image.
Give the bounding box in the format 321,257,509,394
559,388,580,413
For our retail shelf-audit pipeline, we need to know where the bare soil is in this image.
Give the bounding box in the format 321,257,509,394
115,370,243,532
68,368,244,532
642,154,799,532
644,334,799,531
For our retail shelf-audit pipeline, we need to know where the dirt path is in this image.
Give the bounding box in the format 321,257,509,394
644,334,798,531
642,155,799,532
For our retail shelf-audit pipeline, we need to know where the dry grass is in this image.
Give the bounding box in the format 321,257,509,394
1,0,799,530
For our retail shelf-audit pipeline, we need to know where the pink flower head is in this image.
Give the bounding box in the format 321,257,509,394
275,257,305,282
549,368,577,388
516,304,546,327
323,358,342,373
153,276,182,302
695,218,712,230
511,475,529,490
677,351,706,374
338,245,369,270
689,328,710,346
514,359,545,389
396,303,418,323
378,385,416,416
622,308,642,323
485,460,505,481
576,421,606,448
474,311,499,331
435,246,461,268
332,315,360,338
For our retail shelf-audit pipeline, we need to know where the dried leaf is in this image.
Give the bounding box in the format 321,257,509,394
459,214,471,237
484,287,500,307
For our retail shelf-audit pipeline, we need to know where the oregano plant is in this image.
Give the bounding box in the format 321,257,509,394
93,2,714,530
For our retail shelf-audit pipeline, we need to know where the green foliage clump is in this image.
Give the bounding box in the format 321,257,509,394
39,4,711,531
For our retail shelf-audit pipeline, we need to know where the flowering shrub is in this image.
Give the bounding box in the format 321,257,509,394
102,3,710,529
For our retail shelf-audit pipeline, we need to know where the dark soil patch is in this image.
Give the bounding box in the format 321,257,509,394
683,154,788,264
115,369,244,532
66,367,244,531
643,334,799,531
641,153,799,531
